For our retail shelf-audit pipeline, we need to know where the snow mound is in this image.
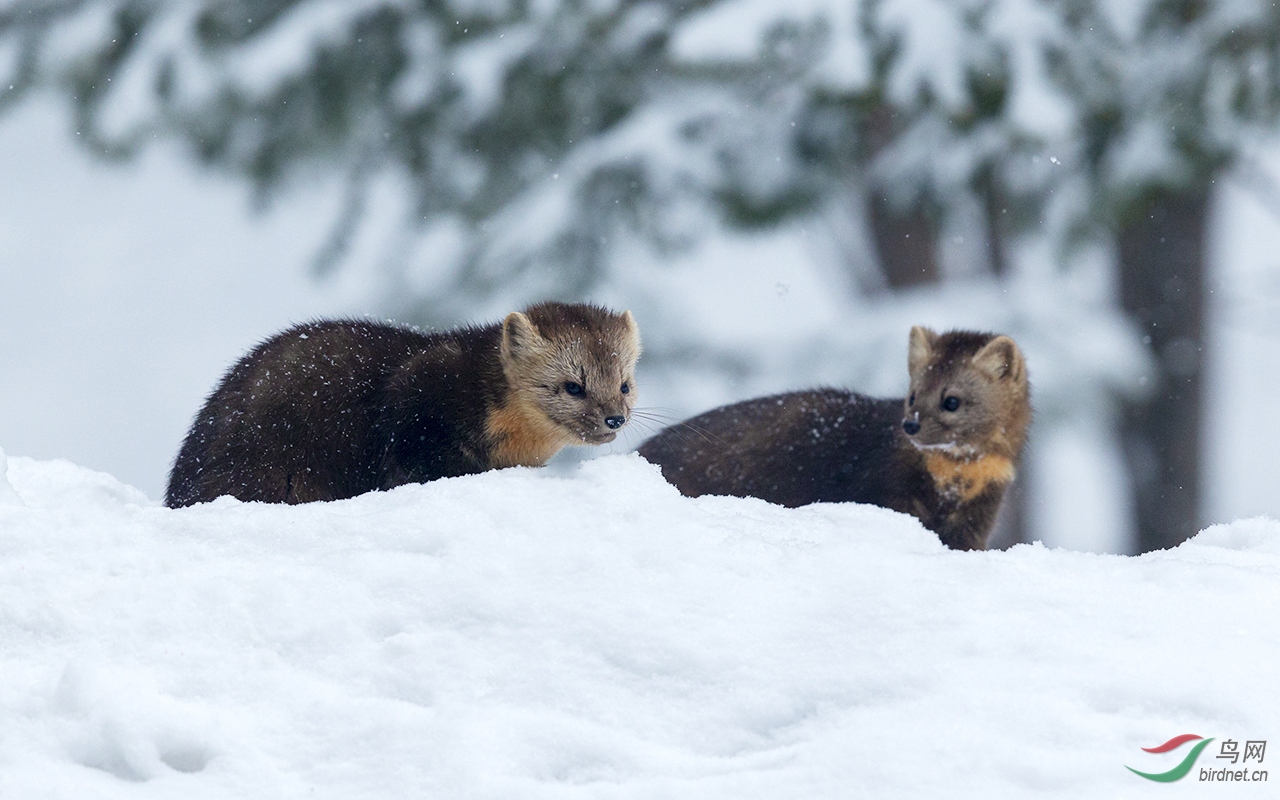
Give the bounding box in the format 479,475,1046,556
0,446,22,506
1,453,1276,797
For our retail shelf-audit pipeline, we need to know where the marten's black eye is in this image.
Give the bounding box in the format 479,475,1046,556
909,392,915,406
564,381,584,396
621,382,630,394
942,395,961,412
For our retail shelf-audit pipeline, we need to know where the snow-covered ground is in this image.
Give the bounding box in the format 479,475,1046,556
1,448,1276,797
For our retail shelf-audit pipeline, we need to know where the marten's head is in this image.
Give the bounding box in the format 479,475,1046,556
901,327,1030,460
500,302,641,445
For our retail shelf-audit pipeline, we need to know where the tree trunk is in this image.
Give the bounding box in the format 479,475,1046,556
862,104,940,290
976,164,1009,279
868,198,939,288
1117,188,1209,552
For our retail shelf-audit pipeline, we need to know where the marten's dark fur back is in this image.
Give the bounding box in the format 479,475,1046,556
640,389,915,510
638,328,1030,550
166,303,641,507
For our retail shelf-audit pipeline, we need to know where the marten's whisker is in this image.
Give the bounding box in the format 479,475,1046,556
630,408,680,424
669,420,726,447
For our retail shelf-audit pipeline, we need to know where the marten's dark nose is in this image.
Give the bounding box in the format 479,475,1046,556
902,419,920,436
604,415,626,430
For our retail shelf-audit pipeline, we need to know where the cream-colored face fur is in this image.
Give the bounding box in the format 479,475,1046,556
903,326,1030,460
500,309,641,444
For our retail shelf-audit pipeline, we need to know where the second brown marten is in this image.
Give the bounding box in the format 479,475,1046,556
638,328,1030,550
166,302,641,507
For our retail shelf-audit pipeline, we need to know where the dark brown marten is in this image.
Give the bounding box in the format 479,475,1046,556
637,327,1030,550
165,302,641,507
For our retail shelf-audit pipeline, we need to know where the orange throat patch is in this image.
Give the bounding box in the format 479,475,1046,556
485,395,579,469
923,451,1016,503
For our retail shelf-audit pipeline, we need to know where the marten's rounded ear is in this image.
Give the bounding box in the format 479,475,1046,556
972,335,1026,384
502,312,545,362
908,326,938,377
620,310,642,355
